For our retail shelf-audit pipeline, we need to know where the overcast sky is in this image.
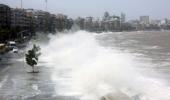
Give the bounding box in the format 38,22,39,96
0,0,170,20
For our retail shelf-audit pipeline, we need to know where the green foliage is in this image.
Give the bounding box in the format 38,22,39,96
25,44,41,72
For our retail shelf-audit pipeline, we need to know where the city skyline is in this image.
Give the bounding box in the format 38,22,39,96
0,0,170,20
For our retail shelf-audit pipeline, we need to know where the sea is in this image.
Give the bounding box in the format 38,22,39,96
39,30,170,100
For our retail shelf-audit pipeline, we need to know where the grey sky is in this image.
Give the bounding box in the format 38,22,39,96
0,0,170,20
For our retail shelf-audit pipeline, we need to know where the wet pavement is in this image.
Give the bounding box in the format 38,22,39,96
0,50,78,100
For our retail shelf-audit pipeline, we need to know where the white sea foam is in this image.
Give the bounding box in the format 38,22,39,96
39,31,170,100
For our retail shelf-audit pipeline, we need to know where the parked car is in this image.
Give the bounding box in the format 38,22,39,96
7,41,16,50
12,47,18,53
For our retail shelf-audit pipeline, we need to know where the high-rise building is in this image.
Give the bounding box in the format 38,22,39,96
150,20,161,26
121,13,126,23
25,9,37,32
34,10,50,32
84,17,93,31
11,8,30,30
140,16,150,25
56,13,68,31
0,4,11,28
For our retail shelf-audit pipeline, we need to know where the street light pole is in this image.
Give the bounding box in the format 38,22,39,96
21,0,23,9
45,0,47,11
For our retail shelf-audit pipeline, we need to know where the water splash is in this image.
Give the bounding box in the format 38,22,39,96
40,31,170,100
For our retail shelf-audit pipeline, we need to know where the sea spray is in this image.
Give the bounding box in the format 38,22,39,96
39,31,170,100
